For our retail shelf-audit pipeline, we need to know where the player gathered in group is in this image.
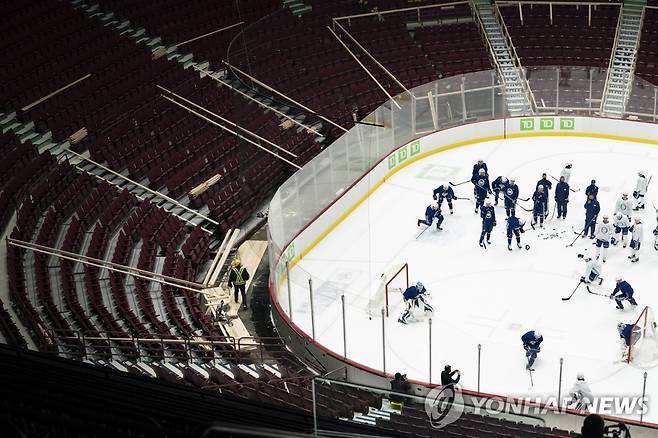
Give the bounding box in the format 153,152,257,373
410,158,656,372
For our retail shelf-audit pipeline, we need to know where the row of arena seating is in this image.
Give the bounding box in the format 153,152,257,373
499,3,620,67
3,155,216,357
637,8,658,85
96,0,280,69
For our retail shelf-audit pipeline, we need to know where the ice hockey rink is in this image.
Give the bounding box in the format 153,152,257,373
284,135,658,423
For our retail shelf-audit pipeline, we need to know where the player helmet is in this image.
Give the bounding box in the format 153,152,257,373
416,282,425,291
615,213,622,220
616,277,623,282
534,331,542,340
635,217,641,223
431,202,439,210
577,372,585,380
478,159,483,164
501,176,508,183
566,163,572,168
602,215,609,221
622,192,628,198
485,200,492,206
538,185,544,190
639,170,645,176
442,184,449,190
479,168,486,175
618,322,625,330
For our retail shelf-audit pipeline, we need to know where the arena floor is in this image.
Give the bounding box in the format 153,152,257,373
285,136,658,423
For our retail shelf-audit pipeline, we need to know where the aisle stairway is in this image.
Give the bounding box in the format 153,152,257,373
601,0,646,117
471,0,534,115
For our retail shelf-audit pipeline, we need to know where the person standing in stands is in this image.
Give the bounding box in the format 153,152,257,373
228,258,250,310
389,372,412,408
441,365,461,386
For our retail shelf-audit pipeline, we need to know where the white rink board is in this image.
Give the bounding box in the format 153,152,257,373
278,119,658,424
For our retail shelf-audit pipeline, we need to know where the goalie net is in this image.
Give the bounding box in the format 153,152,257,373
627,306,658,368
369,263,408,318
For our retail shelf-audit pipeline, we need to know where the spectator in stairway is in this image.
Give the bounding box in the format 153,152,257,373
441,365,461,387
389,372,412,407
228,258,250,311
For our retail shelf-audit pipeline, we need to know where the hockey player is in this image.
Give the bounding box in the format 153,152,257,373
594,215,612,262
479,200,496,247
532,185,547,228
506,214,525,251
417,202,444,230
433,184,456,214
560,163,573,184
398,282,433,324
471,168,491,213
536,173,552,218
569,373,593,411
610,278,638,310
629,217,643,263
633,171,649,210
617,322,640,360
503,178,519,217
583,195,600,239
555,175,570,219
612,213,630,248
577,254,603,285
615,192,633,220
472,159,488,178
585,180,599,201
491,176,508,206
521,330,543,370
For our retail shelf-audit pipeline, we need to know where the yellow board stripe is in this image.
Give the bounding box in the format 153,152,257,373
279,131,658,282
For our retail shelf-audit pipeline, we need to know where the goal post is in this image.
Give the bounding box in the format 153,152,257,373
369,263,408,318
627,306,658,368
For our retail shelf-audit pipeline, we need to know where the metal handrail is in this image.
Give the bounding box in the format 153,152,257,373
600,4,625,114
494,3,538,112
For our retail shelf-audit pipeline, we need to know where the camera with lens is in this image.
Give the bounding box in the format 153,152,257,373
603,423,630,438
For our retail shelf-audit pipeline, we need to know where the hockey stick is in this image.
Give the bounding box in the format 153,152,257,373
562,281,583,301
549,174,580,192
416,224,430,239
449,179,471,187
528,368,534,388
550,200,557,220
504,193,533,212
454,196,471,201
586,286,610,298
567,217,596,247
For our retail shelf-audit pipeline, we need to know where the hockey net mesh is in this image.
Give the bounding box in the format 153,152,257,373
627,306,658,368
369,263,408,317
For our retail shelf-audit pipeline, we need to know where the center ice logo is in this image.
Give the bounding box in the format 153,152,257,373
424,384,465,428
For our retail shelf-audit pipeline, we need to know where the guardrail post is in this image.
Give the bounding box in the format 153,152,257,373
341,294,347,358
477,343,482,393
558,357,564,407
286,260,293,320
460,77,467,122
312,377,318,436
653,87,657,122
381,307,386,375
428,317,432,383
309,277,315,340
641,371,648,423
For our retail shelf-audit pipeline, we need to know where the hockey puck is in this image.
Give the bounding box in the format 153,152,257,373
525,244,530,250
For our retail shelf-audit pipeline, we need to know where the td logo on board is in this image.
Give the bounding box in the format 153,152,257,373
520,117,575,131
388,140,421,169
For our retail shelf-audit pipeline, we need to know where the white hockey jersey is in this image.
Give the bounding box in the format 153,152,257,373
560,167,571,183
615,198,633,217
595,222,613,242
570,379,594,408
584,259,602,279
636,175,649,195
614,214,630,230
631,222,644,243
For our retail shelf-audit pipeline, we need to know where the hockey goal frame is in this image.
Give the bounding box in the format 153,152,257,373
378,263,409,317
627,306,657,366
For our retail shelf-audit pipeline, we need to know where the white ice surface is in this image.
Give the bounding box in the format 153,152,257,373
284,137,658,423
